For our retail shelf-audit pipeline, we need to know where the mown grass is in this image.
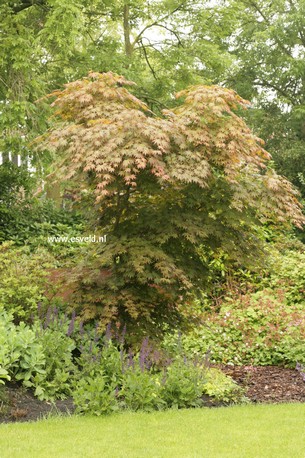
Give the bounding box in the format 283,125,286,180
0,403,304,457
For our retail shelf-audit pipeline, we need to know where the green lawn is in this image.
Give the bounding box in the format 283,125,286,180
0,404,304,458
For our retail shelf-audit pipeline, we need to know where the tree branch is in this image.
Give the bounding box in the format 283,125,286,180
286,0,305,48
132,1,186,48
135,38,165,55
152,24,183,47
245,0,293,58
140,40,157,80
257,79,296,104
123,3,133,57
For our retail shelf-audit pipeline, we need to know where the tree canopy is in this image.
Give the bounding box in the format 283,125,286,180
216,0,305,194
36,72,304,330
0,0,234,166
1,0,304,199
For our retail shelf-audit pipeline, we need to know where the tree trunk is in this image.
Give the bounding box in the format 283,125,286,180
123,3,133,58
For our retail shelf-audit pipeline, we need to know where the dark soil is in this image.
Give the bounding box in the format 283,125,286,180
0,382,75,424
1,366,304,423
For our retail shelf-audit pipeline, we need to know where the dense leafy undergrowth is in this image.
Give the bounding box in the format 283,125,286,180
1,238,305,415
0,308,245,415
164,289,305,367
0,162,84,248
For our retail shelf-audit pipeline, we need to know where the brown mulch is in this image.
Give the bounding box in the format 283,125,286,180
220,365,305,404
1,366,304,423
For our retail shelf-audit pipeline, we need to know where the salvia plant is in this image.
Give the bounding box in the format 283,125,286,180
0,306,244,411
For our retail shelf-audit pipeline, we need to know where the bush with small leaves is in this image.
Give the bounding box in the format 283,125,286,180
0,243,57,321
37,71,304,333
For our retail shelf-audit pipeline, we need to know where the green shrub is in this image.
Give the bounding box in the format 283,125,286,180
0,165,84,251
29,328,76,400
73,371,119,415
268,249,305,305
163,290,305,367
0,309,46,386
203,369,247,404
0,162,35,245
121,369,164,412
0,310,11,382
161,358,205,409
0,242,57,320
0,310,13,385
0,307,76,400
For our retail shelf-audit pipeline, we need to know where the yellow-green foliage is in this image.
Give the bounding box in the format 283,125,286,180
0,243,57,320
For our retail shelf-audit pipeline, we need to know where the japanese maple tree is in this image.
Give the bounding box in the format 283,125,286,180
37,72,304,333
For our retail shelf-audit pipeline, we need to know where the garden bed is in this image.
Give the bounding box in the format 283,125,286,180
1,366,304,423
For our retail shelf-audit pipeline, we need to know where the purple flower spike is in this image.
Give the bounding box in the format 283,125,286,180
120,324,127,346
44,307,52,329
67,310,76,337
139,337,151,372
105,323,112,342
94,322,100,343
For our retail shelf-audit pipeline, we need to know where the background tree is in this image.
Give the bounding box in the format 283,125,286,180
216,0,305,195
0,0,233,209
37,72,304,334
2,0,304,198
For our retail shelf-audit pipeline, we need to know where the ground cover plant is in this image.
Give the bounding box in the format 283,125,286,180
1,404,305,458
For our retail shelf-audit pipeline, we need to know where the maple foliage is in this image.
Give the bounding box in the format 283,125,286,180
37,72,304,333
